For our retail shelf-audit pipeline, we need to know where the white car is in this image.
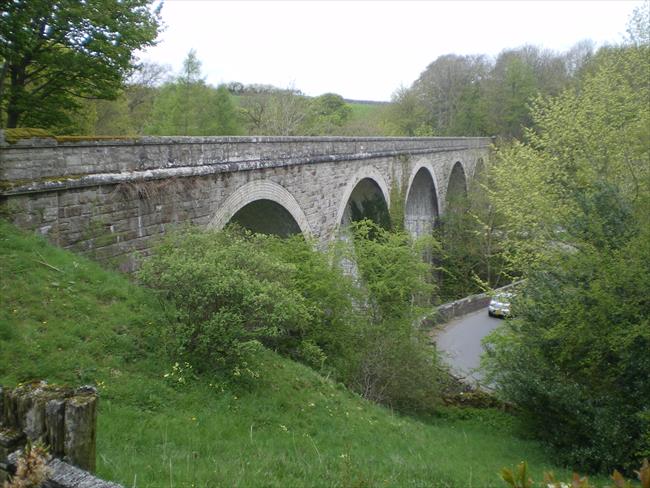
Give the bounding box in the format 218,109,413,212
488,292,513,318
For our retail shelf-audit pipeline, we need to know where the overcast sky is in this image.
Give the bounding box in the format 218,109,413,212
138,0,642,101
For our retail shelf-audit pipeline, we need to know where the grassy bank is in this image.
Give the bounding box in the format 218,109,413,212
0,220,597,487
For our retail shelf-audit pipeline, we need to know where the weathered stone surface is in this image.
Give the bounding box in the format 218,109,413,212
46,398,66,457
44,457,123,488
64,391,97,473
1,383,98,473
0,428,25,460
1,136,492,271
5,452,123,488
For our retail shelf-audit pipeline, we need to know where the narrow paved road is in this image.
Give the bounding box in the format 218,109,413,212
431,307,504,385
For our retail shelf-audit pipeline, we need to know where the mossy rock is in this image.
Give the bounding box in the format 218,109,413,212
54,135,139,143
3,128,139,145
3,128,53,143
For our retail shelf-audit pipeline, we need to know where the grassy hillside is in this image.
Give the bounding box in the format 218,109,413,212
0,220,592,487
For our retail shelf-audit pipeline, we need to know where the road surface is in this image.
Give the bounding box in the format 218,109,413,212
431,307,504,385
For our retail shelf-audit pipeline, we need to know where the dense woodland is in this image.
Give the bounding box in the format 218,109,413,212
1,0,649,481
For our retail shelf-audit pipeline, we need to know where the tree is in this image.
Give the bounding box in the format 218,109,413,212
0,0,162,129
484,49,539,139
626,0,650,47
435,165,511,301
411,54,491,136
124,61,170,134
303,93,352,135
483,43,650,472
238,85,309,136
383,85,431,136
146,50,241,136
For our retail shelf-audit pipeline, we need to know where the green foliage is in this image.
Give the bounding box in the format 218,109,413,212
489,45,650,272
435,165,512,300
145,51,241,136
138,220,446,413
137,227,317,383
485,54,538,139
237,87,309,136
382,43,593,138
383,85,433,136
485,221,650,472
346,220,444,412
0,0,162,129
500,461,533,488
0,219,605,487
350,220,434,323
303,93,352,135
484,44,650,473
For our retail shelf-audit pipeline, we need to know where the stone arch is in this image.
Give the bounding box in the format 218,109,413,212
209,180,312,237
446,161,468,211
404,163,440,238
335,167,391,231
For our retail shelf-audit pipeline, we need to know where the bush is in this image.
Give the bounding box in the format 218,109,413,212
140,222,448,413
484,219,650,473
347,220,445,412
138,227,315,383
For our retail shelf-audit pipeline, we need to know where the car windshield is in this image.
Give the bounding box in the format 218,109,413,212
492,293,512,303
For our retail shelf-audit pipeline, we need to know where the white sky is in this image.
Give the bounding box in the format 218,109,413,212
138,0,642,101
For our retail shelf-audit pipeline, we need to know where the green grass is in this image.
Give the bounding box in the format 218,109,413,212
0,220,606,487
348,102,384,119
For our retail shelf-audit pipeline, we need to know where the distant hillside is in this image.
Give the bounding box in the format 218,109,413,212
343,99,390,106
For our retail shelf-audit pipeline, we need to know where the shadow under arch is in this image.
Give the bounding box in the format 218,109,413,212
404,162,440,239
335,167,391,233
446,161,468,213
209,180,312,238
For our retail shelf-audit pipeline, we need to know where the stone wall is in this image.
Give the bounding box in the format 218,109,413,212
1,133,492,271
433,280,525,324
0,382,97,471
0,381,122,487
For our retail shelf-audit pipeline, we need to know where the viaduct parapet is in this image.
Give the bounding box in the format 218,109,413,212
0,134,492,271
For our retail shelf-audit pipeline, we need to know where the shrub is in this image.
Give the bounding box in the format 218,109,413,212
138,227,315,383
347,220,445,412
484,220,650,473
140,222,447,412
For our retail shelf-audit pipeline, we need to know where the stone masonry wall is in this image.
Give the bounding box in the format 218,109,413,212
1,134,491,271
0,382,123,487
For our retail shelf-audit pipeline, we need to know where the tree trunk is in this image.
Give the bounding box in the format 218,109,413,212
7,108,21,128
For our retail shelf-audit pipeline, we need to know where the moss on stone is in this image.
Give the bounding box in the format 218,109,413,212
4,128,53,143
3,128,139,145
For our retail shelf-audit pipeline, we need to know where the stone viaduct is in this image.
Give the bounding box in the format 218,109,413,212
0,134,491,271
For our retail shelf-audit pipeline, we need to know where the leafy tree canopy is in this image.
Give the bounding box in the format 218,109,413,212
0,0,162,129
483,43,650,472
